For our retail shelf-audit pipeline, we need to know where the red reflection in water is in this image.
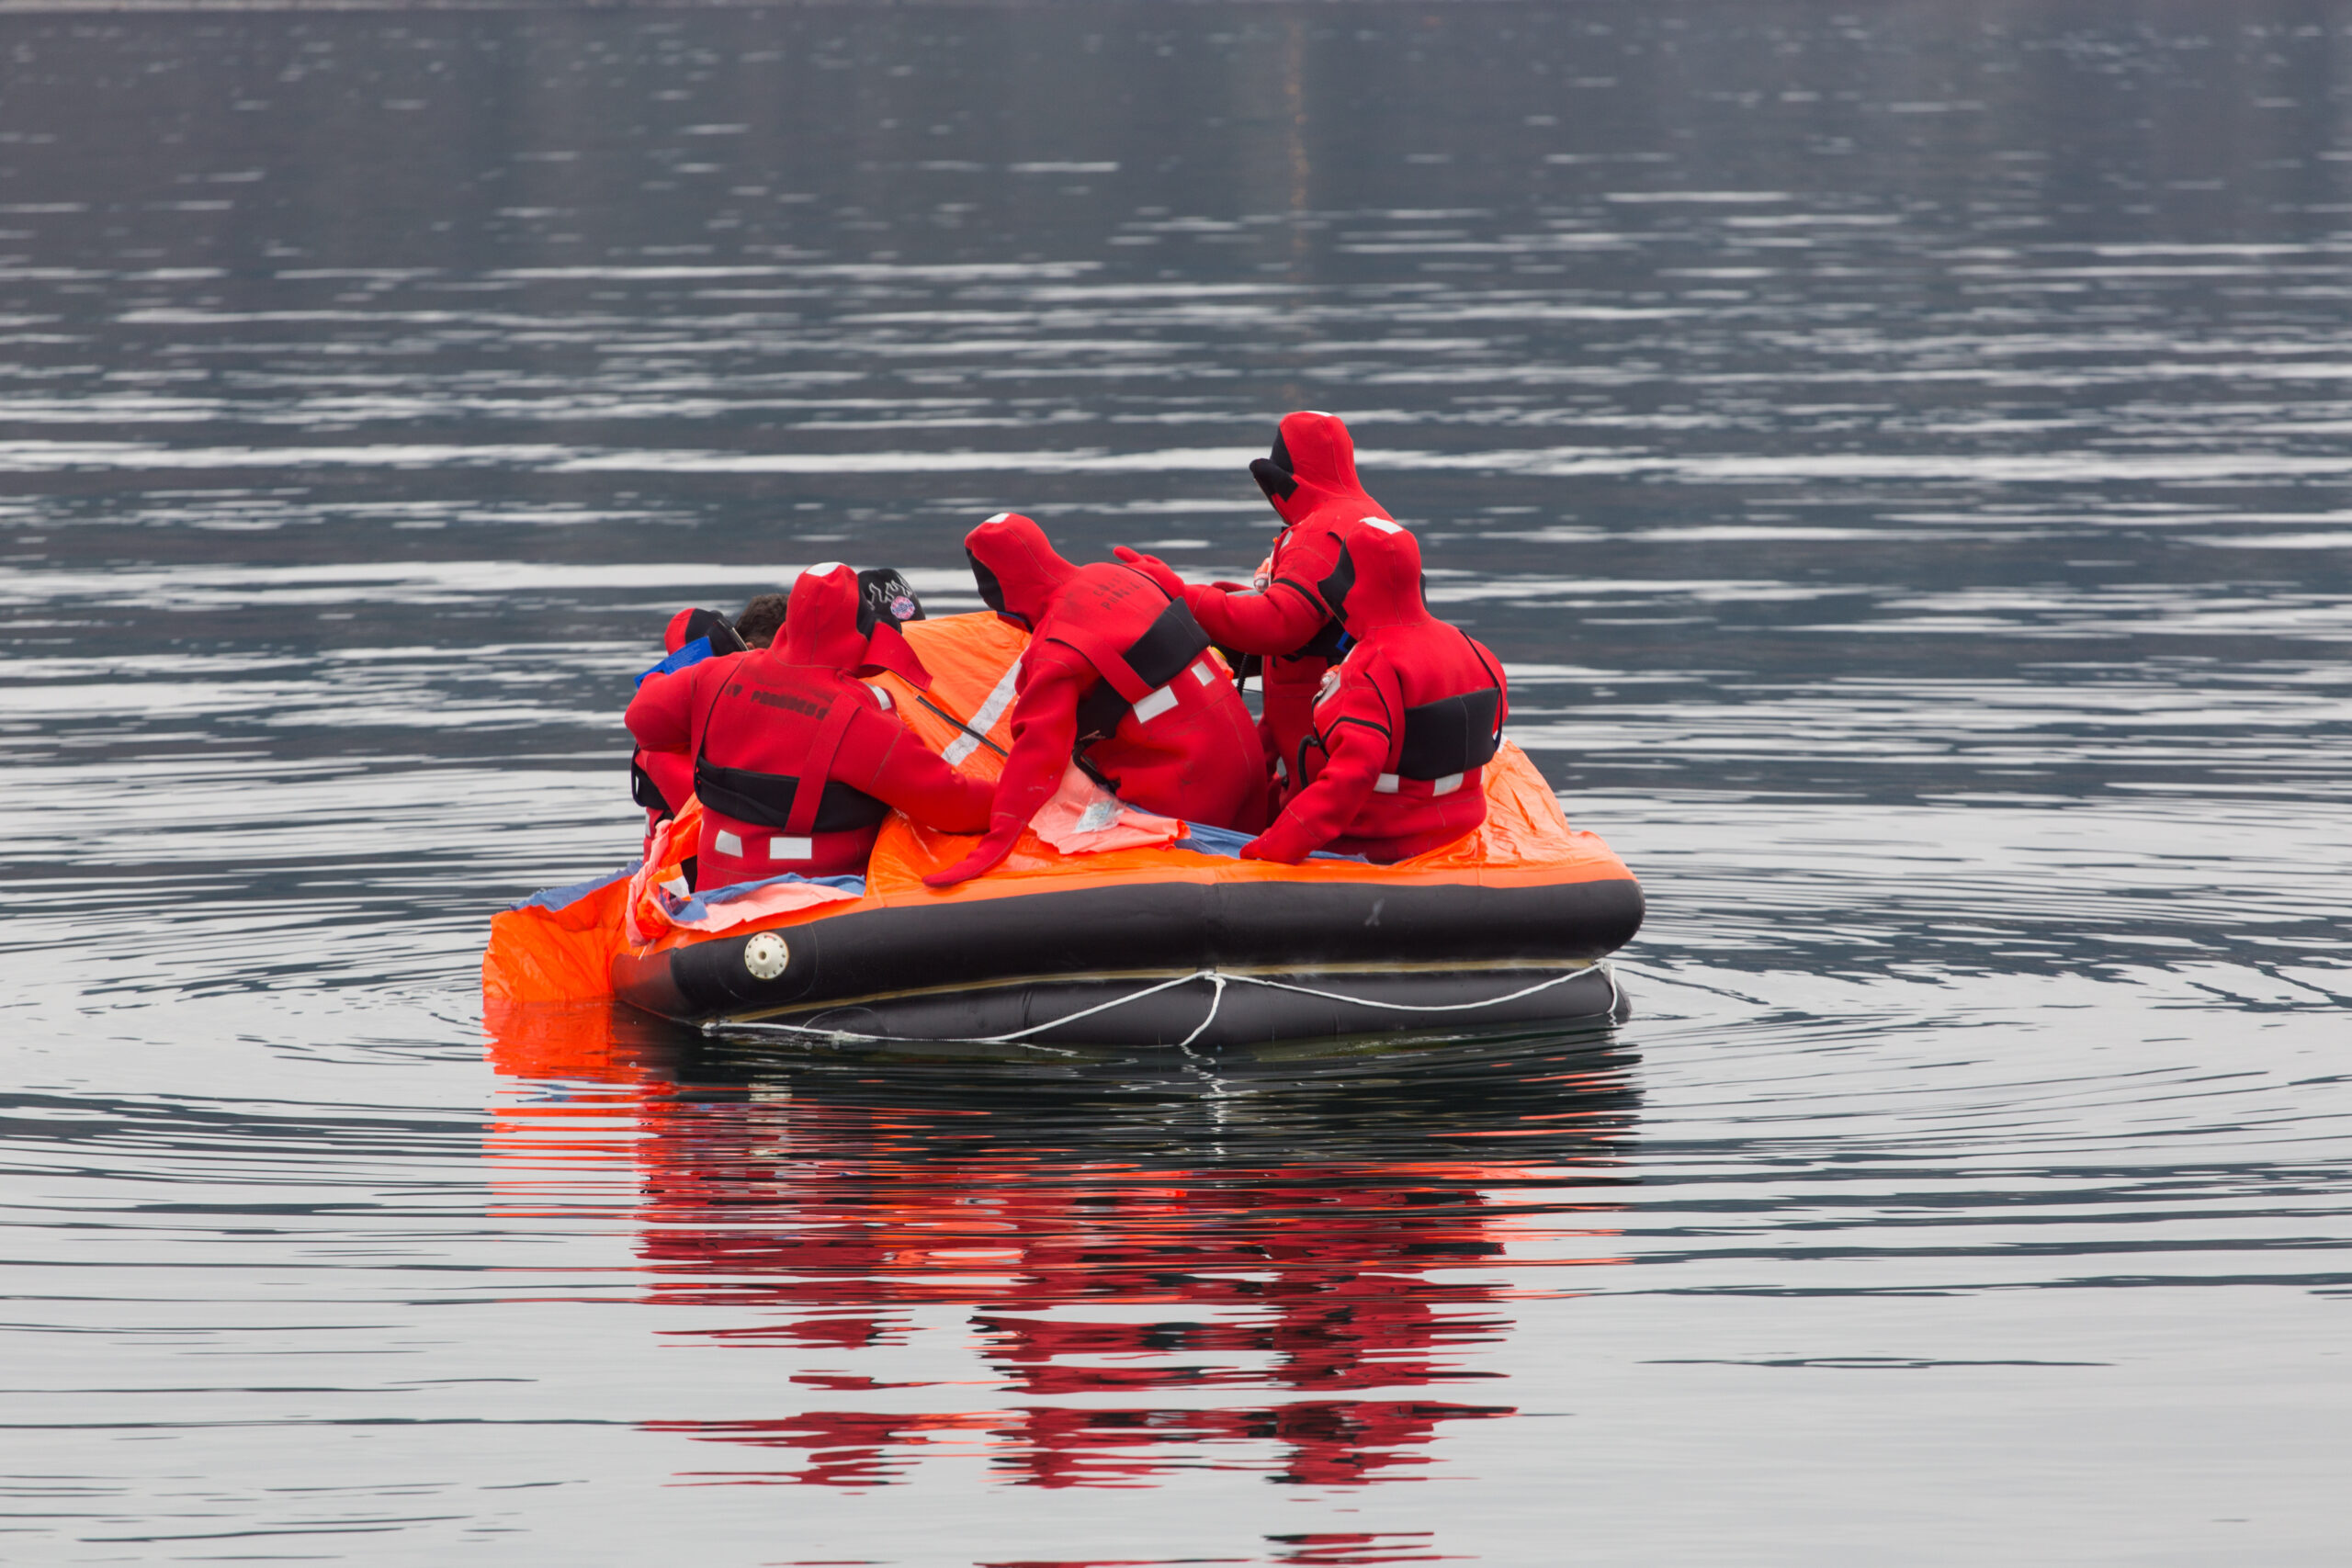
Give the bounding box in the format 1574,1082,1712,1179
1263,1534,1464,1565
969,1539,1452,1568
486,999,1629,1492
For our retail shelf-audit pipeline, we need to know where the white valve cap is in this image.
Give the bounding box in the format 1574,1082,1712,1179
743,931,790,981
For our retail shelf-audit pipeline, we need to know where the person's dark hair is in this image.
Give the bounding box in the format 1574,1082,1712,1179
735,592,790,649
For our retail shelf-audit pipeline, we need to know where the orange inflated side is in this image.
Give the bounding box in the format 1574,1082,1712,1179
895,746,1595,886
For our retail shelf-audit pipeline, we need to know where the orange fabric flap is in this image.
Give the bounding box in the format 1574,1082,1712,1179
875,612,1031,785
481,873,634,1004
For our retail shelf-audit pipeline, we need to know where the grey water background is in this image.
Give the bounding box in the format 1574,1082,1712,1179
2,2,2348,1562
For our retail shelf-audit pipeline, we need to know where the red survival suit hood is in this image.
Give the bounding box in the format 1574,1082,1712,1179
1323,516,1430,637
778,562,871,671
1252,411,1379,529
748,564,934,688
965,512,1077,629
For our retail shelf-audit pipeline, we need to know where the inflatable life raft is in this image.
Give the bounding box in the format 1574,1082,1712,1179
482,612,1643,1050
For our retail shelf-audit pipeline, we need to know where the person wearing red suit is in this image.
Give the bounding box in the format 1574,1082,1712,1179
1114,411,1402,799
626,563,992,887
1241,520,1507,865
924,513,1267,888
630,606,747,846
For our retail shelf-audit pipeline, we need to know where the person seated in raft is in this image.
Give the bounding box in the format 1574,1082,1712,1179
728,570,927,666
627,572,925,854
734,592,789,649
1113,410,1405,806
629,606,749,844
626,562,993,888
1238,519,1509,866
923,512,1269,888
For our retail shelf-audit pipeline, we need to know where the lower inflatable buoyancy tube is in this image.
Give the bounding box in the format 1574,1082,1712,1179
613,870,1645,1047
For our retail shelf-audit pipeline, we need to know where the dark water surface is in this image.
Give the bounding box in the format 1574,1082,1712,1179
3,3,2348,1562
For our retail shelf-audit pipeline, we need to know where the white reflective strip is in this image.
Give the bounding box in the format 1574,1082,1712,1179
768,836,813,861
660,875,690,897
1191,660,1216,686
944,661,1023,765
1132,684,1179,723
983,511,1011,525
1374,773,1400,794
810,559,846,578
1363,516,1402,535
1431,772,1464,796
714,829,744,856
865,682,893,711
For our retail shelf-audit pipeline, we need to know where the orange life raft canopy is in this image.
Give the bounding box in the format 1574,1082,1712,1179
482,612,1643,1049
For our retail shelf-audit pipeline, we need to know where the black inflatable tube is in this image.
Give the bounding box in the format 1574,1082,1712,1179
724,964,1629,1051
613,874,1644,1045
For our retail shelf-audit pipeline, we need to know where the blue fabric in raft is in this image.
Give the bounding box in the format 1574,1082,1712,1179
1173,823,1367,863
511,863,639,914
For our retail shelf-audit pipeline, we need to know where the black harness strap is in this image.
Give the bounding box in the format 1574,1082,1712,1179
1069,590,1213,749
691,761,891,835
630,755,674,816
1125,597,1213,688
1395,687,1502,780
693,672,891,837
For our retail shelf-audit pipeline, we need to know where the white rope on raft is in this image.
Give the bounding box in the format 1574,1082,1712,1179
706,961,1618,1049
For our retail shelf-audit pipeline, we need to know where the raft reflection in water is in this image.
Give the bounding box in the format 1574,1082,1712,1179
484,1000,1639,1489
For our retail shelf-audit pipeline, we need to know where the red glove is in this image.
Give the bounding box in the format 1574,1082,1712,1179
1111,545,1187,598
1238,818,1314,864
922,819,1023,887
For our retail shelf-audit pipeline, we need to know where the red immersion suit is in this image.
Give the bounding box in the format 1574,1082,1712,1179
631,606,745,840
925,513,1267,887
1243,521,1508,865
626,564,991,888
1115,412,1401,798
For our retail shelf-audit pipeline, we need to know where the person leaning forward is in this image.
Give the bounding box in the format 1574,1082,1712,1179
626,562,992,889
1115,410,1405,803
923,512,1267,888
